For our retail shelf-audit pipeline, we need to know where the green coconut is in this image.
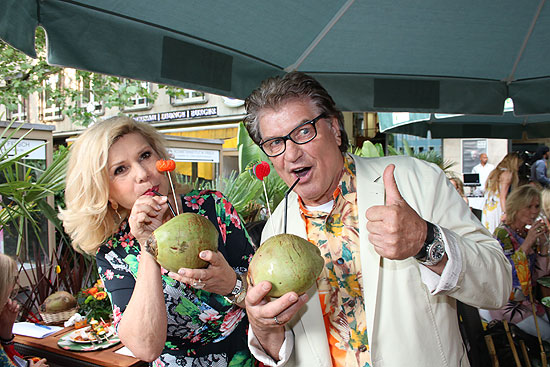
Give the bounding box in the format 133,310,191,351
146,213,219,272
42,291,77,313
248,234,324,297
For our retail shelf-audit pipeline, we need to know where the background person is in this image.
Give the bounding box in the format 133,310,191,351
60,116,256,366
482,152,522,235
472,153,495,195
242,71,511,367
530,146,550,188
479,185,550,340
448,175,469,205
0,254,48,367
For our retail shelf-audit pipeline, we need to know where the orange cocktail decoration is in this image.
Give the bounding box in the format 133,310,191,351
156,159,179,215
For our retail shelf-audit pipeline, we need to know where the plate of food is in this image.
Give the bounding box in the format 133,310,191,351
68,327,113,343
58,321,120,352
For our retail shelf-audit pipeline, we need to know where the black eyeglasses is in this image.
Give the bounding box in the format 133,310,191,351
259,113,326,157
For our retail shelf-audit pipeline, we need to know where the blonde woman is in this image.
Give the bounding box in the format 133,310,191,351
482,152,522,234
59,116,256,366
480,185,550,340
448,175,469,205
0,254,48,367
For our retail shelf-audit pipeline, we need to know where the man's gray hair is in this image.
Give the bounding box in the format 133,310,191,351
244,71,349,153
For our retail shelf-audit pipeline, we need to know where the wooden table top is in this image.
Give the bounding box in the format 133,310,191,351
14,326,146,367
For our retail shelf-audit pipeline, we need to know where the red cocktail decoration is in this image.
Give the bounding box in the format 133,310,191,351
253,161,270,181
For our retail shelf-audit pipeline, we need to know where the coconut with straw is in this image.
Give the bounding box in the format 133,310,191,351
248,162,323,297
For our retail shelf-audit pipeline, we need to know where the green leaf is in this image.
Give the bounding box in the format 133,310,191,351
538,276,550,288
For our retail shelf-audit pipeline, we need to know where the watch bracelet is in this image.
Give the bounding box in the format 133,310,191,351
415,222,445,265
225,272,247,304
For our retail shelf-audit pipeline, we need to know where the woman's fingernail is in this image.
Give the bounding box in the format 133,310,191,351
289,294,297,302
199,251,206,259
178,269,186,276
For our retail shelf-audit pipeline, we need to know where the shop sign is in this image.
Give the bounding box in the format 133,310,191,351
0,138,46,160
134,107,217,123
167,147,220,163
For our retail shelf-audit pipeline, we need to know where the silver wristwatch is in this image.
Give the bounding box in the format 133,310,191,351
414,222,445,266
225,272,247,304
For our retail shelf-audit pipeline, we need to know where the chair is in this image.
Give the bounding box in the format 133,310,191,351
457,301,491,367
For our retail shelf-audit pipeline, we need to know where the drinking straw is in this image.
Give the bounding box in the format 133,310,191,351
284,178,300,234
152,190,177,217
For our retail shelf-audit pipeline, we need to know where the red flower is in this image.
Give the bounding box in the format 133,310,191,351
184,195,205,210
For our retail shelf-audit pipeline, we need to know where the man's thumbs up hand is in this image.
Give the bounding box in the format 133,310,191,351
365,164,428,260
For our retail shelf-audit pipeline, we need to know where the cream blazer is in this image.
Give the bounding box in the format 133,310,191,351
260,155,512,367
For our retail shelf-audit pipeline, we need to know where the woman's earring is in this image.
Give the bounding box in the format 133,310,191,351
114,208,122,222
111,202,122,222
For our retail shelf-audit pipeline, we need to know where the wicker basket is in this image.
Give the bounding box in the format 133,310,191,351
39,306,78,325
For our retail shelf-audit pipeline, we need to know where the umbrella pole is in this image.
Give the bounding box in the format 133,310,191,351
529,290,547,367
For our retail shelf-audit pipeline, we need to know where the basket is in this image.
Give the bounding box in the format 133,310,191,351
39,307,78,325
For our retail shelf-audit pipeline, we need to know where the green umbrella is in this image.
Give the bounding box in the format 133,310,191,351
1,0,550,115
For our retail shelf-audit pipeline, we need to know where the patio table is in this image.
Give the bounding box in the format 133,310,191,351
14,326,147,367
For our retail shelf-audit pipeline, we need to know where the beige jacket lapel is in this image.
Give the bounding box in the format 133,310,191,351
353,154,385,347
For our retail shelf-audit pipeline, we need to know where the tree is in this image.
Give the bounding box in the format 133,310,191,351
0,27,185,126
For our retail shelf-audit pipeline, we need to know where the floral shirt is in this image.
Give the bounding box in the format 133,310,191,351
299,155,370,367
96,190,257,367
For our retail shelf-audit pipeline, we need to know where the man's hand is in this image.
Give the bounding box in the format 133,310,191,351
245,281,308,360
365,164,427,260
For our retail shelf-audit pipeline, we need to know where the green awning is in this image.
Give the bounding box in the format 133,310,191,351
2,0,550,115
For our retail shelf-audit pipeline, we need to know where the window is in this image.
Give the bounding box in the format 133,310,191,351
80,79,104,115
170,89,208,106
124,81,151,111
41,73,63,121
6,97,28,122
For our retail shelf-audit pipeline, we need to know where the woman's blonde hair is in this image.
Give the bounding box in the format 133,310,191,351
485,152,522,194
0,254,17,310
504,185,541,225
541,188,550,218
59,116,173,254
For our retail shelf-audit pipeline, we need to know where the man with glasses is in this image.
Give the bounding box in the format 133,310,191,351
243,71,511,367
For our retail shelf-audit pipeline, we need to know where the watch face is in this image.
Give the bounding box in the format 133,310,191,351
429,242,445,261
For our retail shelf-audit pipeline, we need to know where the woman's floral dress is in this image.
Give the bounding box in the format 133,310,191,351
96,190,257,367
486,224,544,324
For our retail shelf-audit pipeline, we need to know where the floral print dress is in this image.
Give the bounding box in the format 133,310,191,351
487,224,544,324
96,190,257,367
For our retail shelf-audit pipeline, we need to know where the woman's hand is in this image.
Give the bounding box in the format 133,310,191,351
0,298,20,339
521,220,547,254
168,250,237,296
128,195,168,247
29,358,49,367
